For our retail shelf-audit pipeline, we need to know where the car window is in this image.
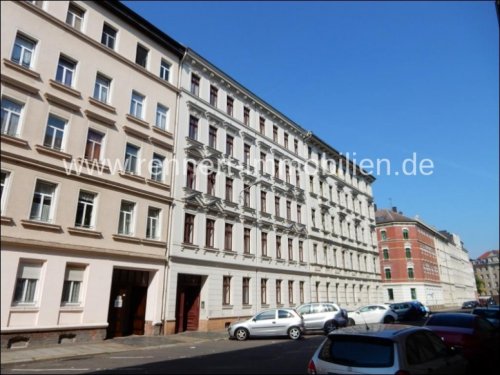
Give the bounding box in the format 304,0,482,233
423,331,449,357
278,310,293,319
312,304,324,313
426,314,474,328
406,331,441,365
323,304,337,312
255,310,276,321
319,335,394,368
359,306,371,313
297,305,311,315
376,306,386,310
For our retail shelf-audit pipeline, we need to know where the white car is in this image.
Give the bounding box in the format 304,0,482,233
348,304,398,325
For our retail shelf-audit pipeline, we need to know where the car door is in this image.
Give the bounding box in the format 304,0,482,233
247,310,277,336
354,306,373,324
301,303,324,330
275,309,296,336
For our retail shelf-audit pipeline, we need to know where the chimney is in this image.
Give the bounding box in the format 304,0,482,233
392,206,397,213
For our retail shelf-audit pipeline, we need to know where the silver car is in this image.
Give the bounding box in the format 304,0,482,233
228,308,304,341
307,324,468,374
297,302,348,334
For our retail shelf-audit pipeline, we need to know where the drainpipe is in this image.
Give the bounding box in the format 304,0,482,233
160,48,188,335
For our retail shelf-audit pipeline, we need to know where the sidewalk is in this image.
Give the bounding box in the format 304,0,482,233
0,330,229,365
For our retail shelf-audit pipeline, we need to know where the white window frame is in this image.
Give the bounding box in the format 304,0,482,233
118,200,135,236
84,128,105,162
66,2,85,31
61,265,85,305
1,97,24,137
155,103,169,131
11,33,36,69
146,207,161,240
160,59,171,82
13,261,43,306
1,170,11,215
56,55,77,87
130,91,145,119
29,180,57,223
43,114,67,151
93,73,111,104
74,190,97,229
151,153,165,182
124,143,140,174
101,23,117,50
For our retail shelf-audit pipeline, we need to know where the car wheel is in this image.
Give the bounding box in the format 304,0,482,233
384,315,395,323
234,327,249,341
348,318,355,326
288,326,302,340
323,320,338,334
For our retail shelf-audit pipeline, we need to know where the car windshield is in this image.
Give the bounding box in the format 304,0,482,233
426,314,474,328
319,335,394,368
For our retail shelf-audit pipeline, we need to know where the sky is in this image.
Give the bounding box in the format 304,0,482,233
124,1,499,259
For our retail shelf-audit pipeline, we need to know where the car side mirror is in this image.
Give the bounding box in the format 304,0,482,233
252,318,257,322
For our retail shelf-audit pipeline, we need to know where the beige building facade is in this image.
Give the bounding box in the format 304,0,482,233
1,0,184,348
472,250,499,301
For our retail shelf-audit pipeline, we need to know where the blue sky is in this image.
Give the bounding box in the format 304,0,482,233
124,1,499,259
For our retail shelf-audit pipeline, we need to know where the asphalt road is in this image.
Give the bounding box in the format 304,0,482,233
1,334,326,374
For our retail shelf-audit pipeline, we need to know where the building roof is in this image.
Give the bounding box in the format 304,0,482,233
478,250,499,260
375,209,414,224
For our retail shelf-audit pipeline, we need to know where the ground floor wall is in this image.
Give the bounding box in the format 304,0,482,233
381,282,444,307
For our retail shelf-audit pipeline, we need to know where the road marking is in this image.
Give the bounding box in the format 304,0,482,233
12,369,89,372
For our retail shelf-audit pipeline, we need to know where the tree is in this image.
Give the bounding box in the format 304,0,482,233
475,275,486,296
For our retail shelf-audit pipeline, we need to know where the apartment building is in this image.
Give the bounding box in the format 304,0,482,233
472,250,499,301
1,1,184,347
376,208,476,307
166,49,382,333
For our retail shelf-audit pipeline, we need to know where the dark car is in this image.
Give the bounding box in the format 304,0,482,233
462,300,479,309
472,306,500,328
390,301,426,321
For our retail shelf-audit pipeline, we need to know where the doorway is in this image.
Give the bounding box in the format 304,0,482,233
175,274,202,333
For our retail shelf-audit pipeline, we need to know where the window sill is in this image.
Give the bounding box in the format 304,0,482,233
152,126,173,139
59,305,84,311
88,97,116,113
67,227,103,238
119,171,146,183
84,109,116,127
44,93,81,113
146,179,170,191
276,258,286,263
1,73,39,95
203,246,219,253
20,219,62,232
1,216,15,225
112,234,141,243
141,238,166,247
223,249,236,255
2,59,41,80
222,305,233,310
126,114,150,129
35,144,73,161
49,79,82,98
10,305,39,312
181,242,199,251
1,134,30,148
243,253,255,259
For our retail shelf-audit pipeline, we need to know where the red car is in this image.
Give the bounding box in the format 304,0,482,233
424,313,498,363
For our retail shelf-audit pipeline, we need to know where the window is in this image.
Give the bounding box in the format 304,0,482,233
124,143,139,174
30,181,56,222
118,201,135,235
274,159,280,178
210,85,218,107
313,244,318,264
259,116,265,134
101,23,117,49
207,171,216,196
260,152,266,173
285,166,290,183
135,44,149,68
310,176,314,192
244,228,250,254
311,209,316,227
206,219,215,247
1,171,10,212
387,288,394,301
261,232,268,256
225,177,233,202
226,135,234,156
61,266,84,304
383,248,389,260
226,96,233,116
243,185,250,207
13,262,41,304
284,133,289,148
244,144,250,164
129,91,145,119
410,288,417,300
184,213,195,244
93,74,110,103
276,236,282,259
243,277,250,305
381,230,387,241
276,280,282,304
189,115,198,140
308,146,312,158
288,281,294,304
288,239,293,260
159,59,171,81
224,223,233,251
273,125,278,142
155,104,169,131
74,191,96,228
223,276,231,305
405,247,412,259
294,139,298,154
260,191,267,213
209,126,217,148
244,107,250,126
408,267,414,279
385,268,392,280
11,33,36,68
286,200,291,220
299,281,304,304
261,278,267,304
1,98,23,137
299,241,304,262
66,3,85,30
146,207,161,240
186,162,195,189
403,228,409,239
151,154,165,182
190,74,200,96
275,197,280,217
56,55,76,87
296,173,300,188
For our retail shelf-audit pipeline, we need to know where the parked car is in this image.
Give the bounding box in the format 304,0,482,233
424,313,498,363
472,306,500,328
347,304,398,326
228,308,304,341
389,301,427,321
462,300,479,309
296,302,348,334
307,324,468,374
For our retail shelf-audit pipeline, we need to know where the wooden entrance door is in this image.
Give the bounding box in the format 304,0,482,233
175,274,201,333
